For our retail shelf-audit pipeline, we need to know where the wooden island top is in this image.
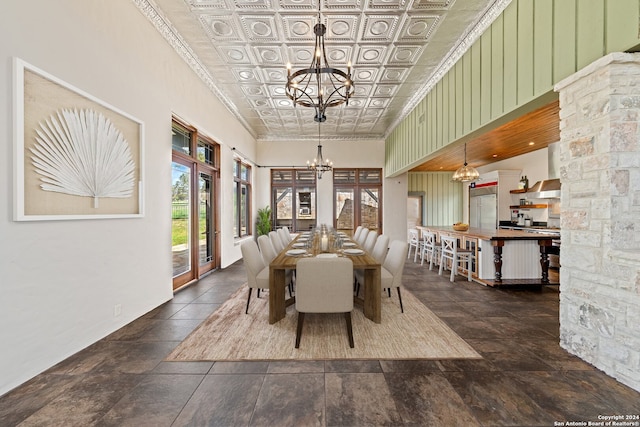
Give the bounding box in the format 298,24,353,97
417,226,555,241
417,226,558,287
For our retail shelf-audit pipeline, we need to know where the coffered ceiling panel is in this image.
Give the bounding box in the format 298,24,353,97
138,0,510,141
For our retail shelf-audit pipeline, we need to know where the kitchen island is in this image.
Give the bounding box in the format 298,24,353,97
417,226,558,287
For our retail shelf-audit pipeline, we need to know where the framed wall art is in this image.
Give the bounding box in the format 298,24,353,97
13,58,144,221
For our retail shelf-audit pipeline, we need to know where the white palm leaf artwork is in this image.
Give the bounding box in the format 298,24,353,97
30,108,136,208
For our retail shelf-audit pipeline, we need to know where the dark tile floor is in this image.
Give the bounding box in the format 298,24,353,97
2,260,639,426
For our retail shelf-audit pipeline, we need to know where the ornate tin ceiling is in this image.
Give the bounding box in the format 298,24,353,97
135,0,510,141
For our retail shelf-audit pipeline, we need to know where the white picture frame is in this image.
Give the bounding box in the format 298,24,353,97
13,58,144,221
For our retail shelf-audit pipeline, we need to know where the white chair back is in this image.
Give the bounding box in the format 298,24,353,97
440,235,457,259
296,257,354,313
383,240,409,289
277,227,290,246
282,226,292,242
439,235,473,281
269,230,284,253
356,228,369,246
257,235,277,264
363,230,378,253
371,234,390,264
420,231,438,268
408,228,420,260
240,240,267,289
353,225,363,241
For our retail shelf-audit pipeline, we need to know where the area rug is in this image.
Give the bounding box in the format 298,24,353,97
166,286,481,361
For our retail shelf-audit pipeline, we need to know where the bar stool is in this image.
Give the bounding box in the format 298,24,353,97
419,230,439,270
407,228,420,261
439,235,473,282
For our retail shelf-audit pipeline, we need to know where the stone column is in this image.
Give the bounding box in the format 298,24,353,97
554,52,640,392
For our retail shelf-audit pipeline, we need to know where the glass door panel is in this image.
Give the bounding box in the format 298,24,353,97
172,161,193,285
360,188,380,233
335,188,355,235
198,172,215,271
296,187,315,231
273,187,293,231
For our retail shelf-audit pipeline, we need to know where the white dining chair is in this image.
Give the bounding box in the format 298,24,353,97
439,235,473,282
353,226,363,241
371,234,390,264
258,234,293,297
282,226,293,242
356,228,369,246
257,235,274,262
295,257,355,348
277,227,290,246
240,240,269,314
382,240,409,312
354,234,389,296
362,230,378,253
269,230,285,253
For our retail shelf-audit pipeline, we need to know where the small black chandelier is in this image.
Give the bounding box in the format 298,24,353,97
307,121,332,179
286,4,354,123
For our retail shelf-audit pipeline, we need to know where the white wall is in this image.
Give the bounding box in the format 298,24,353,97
477,148,548,183
469,148,549,223
0,1,254,394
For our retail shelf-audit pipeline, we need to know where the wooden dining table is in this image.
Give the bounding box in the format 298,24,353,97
268,231,382,324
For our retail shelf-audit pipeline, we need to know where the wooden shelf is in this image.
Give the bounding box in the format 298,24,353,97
510,189,527,194
510,204,548,209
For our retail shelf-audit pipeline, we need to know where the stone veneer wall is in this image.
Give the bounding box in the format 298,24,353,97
555,53,640,392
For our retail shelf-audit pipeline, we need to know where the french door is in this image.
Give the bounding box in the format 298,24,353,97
172,119,220,290
271,169,317,232
334,169,382,236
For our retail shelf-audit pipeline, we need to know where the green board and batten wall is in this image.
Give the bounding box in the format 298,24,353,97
390,0,639,226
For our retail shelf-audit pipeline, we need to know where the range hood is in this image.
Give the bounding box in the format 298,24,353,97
527,178,561,199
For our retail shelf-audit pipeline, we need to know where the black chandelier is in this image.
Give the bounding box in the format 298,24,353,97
307,121,332,179
285,4,355,123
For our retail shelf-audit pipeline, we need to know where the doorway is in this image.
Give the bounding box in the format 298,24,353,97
171,119,220,290
407,193,423,229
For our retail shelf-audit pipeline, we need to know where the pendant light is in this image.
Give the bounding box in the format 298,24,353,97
452,143,479,182
306,121,332,179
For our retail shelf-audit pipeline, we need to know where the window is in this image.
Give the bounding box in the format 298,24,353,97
334,168,382,235
234,159,251,238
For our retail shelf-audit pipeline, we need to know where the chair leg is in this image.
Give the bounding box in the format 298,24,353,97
257,288,261,298
245,288,253,314
396,287,404,313
450,260,456,282
344,312,354,348
295,312,305,348
387,288,391,297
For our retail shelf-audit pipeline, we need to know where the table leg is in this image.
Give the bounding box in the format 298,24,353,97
363,267,381,323
492,241,504,283
269,267,286,324
538,239,552,284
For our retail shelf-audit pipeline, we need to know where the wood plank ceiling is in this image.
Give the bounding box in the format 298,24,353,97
410,100,560,172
